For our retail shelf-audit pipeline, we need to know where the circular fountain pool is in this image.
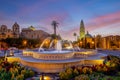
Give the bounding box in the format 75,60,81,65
23,50,74,60
36,50,72,54
7,38,107,73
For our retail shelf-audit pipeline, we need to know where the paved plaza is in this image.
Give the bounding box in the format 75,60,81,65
98,50,120,57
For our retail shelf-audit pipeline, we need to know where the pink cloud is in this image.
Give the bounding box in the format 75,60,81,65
40,12,70,25
0,12,6,21
86,11,120,31
38,11,73,34
0,12,13,27
60,11,120,40
16,0,54,17
60,25,80,40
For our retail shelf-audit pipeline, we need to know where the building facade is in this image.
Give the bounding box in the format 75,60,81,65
0,22,20,39
101,35,120,49
78,20,120,50
79,20,94,48
21,26,50,40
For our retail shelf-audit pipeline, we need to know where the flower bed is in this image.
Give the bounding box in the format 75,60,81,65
0,58,35,80
59,55,120,80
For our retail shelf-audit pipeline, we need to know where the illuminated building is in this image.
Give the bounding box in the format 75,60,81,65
101,35,120,49
80,20,85,40
79,20,120,50
21,26,49,39
79,20,94,48
0,22,20,39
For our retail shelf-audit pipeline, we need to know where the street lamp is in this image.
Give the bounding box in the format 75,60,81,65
23,40,27,49
40,73,44,80
92,41,94,44
23,40,27,45
92,41,95,49
80,41,82,48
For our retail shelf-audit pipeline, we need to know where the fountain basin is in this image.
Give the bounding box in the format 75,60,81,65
7,52,106,73
23,50,74,60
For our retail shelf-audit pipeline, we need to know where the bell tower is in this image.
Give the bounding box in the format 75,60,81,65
80,20,85,39
12,22,20,38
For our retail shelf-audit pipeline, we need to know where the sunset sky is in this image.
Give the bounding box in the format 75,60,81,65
0,0,120,41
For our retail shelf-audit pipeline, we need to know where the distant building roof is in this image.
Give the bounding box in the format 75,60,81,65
85,31,93,38
29,26,35,30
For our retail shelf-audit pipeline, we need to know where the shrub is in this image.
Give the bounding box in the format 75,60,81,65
75,74,90,80
0,58,35,80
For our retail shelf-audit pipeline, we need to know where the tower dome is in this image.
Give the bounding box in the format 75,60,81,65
85,31,93,38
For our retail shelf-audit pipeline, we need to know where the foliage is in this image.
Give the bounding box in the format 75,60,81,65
75,74,90,80
1,38,41,49
51,34,61,39
59,71,69,80
0,59,35,80
51,20,59,36
59,55,120,80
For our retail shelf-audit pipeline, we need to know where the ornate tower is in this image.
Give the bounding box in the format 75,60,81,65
1,25,7,33
12,22,20,38
80,20,85,39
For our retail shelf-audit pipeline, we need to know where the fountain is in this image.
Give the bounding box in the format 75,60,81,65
38,37,51,52
38,38,73,54
8,37,107,73
55,40,62,51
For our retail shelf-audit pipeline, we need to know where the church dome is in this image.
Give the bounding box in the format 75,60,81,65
85,31,93,38
29,26,35,30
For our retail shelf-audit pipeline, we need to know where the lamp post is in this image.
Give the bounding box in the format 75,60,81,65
41,73,44,80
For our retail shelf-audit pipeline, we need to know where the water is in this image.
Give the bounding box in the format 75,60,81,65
39,37,51,52
39,38,63,52
38,37,80,53
49,40,54,49
55,40,62,51
37,50,71,54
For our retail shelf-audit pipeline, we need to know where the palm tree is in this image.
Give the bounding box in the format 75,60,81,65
73,32,77,41
51,20,59,36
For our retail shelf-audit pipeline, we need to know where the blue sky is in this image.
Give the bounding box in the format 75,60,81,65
0,0,120,41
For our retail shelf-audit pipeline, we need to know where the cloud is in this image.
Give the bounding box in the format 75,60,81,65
15,0,57,17
38,10,74,34
0,12,8,21
60,11,120,40
86,11,120,31
40,11,70,25
59,25,80,41
0,12,13,27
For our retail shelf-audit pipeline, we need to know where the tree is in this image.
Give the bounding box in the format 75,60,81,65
73,32,77,41
73,68,79,77
66,68,73,79
51,20,59,36
75,74,90,80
